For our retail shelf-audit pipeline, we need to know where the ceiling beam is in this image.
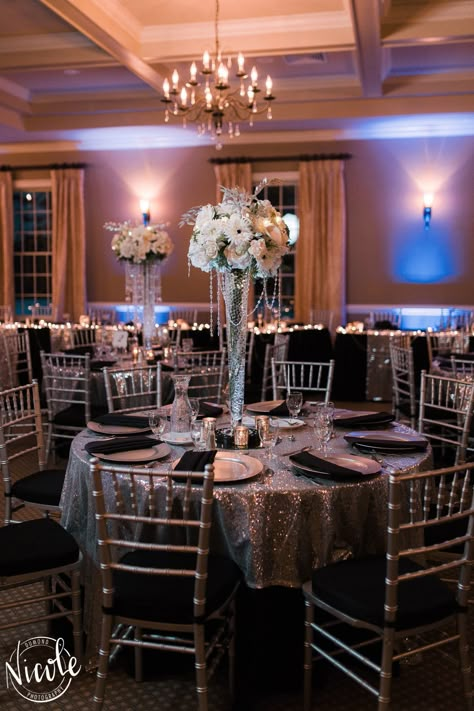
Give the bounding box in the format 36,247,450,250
350,0,384,98
38,0,166,92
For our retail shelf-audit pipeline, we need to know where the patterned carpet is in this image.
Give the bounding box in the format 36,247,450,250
0,404,471,710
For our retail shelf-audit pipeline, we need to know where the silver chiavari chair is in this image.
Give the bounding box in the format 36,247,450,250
389,342,417,428
103,363,162,413
1,330,33,387
271,358,335,403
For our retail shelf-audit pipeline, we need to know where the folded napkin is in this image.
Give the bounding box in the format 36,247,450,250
268,401,290,416
91,360,117,371
174,450,217,472
85,436,156,455
335,411,395,427
345,434,428,451
291,451,361,480
197,402,224,419
92,413,151,429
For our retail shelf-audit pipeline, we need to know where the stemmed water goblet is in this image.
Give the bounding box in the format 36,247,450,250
148,410,167,440
190,420,206,450
285,390,303,441
188,397,201,424
257,418,280,467
313,401,334,456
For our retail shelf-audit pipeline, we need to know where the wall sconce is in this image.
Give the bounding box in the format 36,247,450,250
423,193,433,230
140,199,150,226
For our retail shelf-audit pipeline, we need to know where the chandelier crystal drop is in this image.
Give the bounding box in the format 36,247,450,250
161,0,275,148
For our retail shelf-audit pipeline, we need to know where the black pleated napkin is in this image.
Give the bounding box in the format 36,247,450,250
268,401,290,416
92,413,151,429
290,450,360,480
174,450,217,472
344,434,428,451
197,402,224,418
85,436,156,455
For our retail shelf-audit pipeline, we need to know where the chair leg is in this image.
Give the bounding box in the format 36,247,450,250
93,614,114,709
134,627,143,682
303,598,314,711
4,494,11,526
377,628,395,710
228,599,236,701
70,569,83,665
194,623,208,711
458,611,473,710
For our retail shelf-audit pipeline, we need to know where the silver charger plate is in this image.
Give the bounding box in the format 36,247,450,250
290,451,381,479
173,452,263,483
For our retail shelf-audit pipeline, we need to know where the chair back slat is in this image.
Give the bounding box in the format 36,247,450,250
271,359,335,402
103,363,162,413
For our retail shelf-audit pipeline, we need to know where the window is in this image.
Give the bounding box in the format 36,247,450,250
13,186,52,317
252,172,299,320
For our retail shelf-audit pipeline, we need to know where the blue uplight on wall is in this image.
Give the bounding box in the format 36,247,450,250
393,234,458,284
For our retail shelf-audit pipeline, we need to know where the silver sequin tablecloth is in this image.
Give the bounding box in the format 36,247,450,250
61,420,431,668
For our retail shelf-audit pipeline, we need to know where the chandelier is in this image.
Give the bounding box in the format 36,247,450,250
161,0,275,147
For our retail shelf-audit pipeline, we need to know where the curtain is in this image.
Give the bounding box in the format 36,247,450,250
51,168,87,322
213,162,252,201
0,171,14,311
295,160,346,328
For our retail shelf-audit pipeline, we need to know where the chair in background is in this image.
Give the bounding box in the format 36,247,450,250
88,307,117,325
309,308,335,331
450,355,474,377
90,459,241,710
103,363,162,413
0,305,13,322
271,359,335,403
175,348,226,372
1,330,33,386
72,327,97,347
0,380,66,524
28,303,59,322
426,331,468,369
260,334,290,401
0,517,82,662
40,351,99,457
418,370,474,466
369,309,402,329
168,307,198,325
187,359,227,405
389,342,417,428
303,461,474,711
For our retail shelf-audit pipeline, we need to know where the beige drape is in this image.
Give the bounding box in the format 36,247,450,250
213,162,252,201
0,171,14,311
295,160,346,328
51,168,87,322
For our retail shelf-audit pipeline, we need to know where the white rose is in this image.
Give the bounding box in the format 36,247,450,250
248,238,266,260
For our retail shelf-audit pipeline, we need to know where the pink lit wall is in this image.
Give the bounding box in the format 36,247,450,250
6,134,474,309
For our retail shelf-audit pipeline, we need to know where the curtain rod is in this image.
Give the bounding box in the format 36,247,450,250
0,162,87,171
209,153,351,165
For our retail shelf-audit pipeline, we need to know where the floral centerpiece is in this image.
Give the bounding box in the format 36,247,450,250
105,221,174,263
181,181,291,429
104,221,174,347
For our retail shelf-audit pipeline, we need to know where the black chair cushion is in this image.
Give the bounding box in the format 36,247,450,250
11,469,65,506
310,556,457,630
53,404,106,426
109,550,242,623
0,518,80,576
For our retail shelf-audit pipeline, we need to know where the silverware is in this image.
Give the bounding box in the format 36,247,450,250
281,445,312,457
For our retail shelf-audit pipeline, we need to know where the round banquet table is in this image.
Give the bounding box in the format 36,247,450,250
60,410,431,673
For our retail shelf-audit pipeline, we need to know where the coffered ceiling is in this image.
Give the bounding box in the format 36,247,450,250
0,0,473,151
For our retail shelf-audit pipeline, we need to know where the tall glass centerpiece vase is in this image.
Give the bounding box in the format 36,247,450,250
182,180,291,436
105,216,174,350
125,261,162,349
222,269,250,428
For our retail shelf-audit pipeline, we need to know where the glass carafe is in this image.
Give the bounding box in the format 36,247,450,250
170,374,192,433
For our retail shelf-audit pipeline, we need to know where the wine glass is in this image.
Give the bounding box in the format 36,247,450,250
190,420,206,450
285,390,303,441
188,397,201,423
313,401,334,455
148,410,166,440
257,418,279,465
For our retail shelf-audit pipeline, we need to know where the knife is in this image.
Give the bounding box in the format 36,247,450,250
281,445,312,457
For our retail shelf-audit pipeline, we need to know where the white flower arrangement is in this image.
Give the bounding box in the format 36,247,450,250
105,221,174,264
181,181,291,278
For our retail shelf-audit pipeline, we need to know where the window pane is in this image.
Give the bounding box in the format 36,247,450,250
23,276,34,293
23,255,34,273
35,213,48,231
35,192,48,210
282,186,295,206
36,276,48,294
266,186,279,204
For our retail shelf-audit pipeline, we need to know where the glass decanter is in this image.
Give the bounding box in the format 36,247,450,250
170,374,192,433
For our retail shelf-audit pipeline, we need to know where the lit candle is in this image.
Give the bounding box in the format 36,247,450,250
237,53,245,73
180,86,187,107
163,78,170,99
190,62,197,82
234,425,249,448
265,75,273,96
203,50,210,70
251,66,258,87
172,69,179,90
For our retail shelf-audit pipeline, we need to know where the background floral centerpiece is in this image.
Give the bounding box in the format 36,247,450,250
104,220,174,347
182,180,291,429
105,221,174,263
